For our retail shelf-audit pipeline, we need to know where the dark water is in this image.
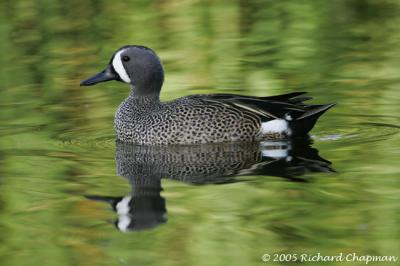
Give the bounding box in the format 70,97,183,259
0,0,399,265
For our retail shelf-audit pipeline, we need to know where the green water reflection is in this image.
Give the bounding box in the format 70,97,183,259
0,0,399,265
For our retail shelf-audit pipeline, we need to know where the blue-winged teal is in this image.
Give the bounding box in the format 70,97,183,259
81,45,334,145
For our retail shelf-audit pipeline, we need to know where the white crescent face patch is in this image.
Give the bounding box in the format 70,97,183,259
112,49,131,83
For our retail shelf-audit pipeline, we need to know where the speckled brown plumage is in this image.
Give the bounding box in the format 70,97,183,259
115,95,264,145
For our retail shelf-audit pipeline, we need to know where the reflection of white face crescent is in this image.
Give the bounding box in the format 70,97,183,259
116,196,132,215
112,49,131,83
117,215,131,232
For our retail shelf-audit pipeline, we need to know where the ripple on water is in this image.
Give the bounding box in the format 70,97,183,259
53,129,116,149
313,122,399,144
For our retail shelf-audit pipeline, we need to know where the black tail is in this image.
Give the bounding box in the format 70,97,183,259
291,103,335,136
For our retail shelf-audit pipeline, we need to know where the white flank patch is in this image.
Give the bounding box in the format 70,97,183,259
112,50,131,83
116,196,132,215
261,119,288,134
117,215,131,232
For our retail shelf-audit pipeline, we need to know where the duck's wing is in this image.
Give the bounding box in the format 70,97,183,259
186,92,335,135
187,92,311,120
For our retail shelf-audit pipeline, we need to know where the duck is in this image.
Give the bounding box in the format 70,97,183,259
80,45,334,145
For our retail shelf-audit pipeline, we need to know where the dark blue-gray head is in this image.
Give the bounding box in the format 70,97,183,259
80,45,164,96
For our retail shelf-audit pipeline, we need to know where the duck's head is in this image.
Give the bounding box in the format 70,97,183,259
80,45,164,96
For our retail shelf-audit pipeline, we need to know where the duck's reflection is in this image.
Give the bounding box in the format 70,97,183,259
86,139,333,232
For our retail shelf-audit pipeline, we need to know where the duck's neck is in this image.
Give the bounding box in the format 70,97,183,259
129,86,160,103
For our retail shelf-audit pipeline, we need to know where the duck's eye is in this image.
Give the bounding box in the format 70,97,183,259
122,56,130,62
